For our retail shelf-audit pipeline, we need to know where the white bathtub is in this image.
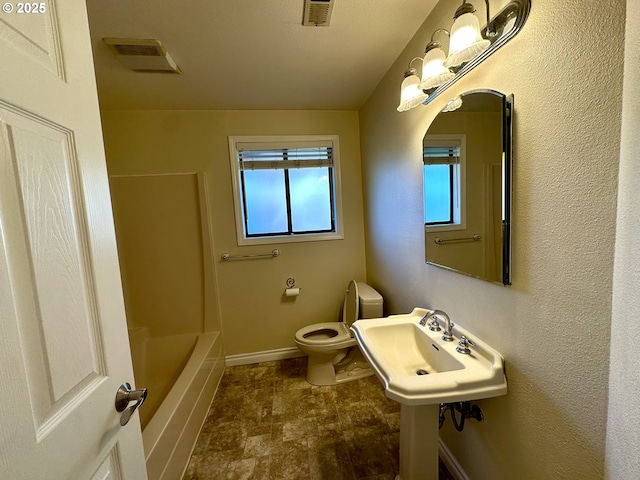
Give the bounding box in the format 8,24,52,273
130,331,225,480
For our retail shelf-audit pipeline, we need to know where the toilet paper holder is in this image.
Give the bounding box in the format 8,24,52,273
285,278,301,297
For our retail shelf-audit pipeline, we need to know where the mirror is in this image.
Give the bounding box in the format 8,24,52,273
423,90,512,285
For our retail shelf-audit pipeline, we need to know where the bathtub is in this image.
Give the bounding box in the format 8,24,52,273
129,329,225,480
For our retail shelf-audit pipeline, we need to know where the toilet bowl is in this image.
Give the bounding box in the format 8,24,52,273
294,280,383,385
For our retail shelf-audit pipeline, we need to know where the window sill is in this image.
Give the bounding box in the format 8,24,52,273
236,232,344,246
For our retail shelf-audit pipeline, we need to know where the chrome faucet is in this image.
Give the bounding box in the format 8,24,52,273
420,309,455,342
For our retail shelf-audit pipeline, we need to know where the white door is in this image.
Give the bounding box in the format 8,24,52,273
0,1,147,479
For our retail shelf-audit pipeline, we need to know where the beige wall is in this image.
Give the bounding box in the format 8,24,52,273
101,110,367,356
359,0,624,479
606,0,640,477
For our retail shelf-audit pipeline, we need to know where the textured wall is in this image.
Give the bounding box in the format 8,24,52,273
605,0,640,477
101,110,367,356
359,0,625,478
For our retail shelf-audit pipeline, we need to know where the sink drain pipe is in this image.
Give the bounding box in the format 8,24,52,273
439,401,484,431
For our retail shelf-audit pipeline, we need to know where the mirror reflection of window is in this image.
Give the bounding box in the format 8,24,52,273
424,163,453,224
423,140,463,227
423,135,466,233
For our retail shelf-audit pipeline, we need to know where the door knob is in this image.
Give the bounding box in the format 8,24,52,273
115,382,147,426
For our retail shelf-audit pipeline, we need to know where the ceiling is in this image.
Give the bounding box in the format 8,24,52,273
86,0,439,111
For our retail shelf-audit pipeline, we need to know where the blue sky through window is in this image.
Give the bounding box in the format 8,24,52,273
290,167,332,232
424,164,452,224
244,170,288,235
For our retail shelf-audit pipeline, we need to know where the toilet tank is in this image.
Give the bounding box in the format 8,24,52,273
356,282,383,319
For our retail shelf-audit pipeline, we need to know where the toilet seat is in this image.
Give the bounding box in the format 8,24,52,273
294,322,355,348
342,280,359,327
294,280,360,348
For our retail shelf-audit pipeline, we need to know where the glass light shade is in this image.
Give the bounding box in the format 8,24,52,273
419,47,455,90
444,12,490,68
442,95,463,112
397,72,428,112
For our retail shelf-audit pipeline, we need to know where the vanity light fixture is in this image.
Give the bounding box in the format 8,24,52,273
443,1,492,68
397,0,531,111
397,57,429,112
419,29,455,91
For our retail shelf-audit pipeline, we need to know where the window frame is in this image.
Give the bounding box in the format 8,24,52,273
228,135,344,246
423,134,467,233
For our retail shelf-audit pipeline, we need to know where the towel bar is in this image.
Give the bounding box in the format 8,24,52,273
221,249,280,261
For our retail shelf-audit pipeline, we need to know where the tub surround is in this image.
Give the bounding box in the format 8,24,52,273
128,329,202,429
108,170,225,478
144,332,224,480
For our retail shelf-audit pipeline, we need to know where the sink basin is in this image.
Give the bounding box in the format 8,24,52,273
351,308,507,406
352,307,507,479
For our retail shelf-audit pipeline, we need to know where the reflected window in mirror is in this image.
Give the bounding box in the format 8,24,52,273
423,136,465,230
423,90,512,285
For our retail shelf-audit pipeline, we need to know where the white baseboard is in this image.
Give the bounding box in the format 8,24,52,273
225,346,306,367
439,439,471,480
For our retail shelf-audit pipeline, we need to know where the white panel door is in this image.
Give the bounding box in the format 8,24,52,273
0,1,147,479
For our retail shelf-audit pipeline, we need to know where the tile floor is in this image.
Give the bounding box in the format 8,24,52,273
184,357,454,480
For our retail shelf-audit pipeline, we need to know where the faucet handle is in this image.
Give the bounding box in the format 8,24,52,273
456,335,475,354
428,318,441,331
441,321,455,341
419,312,440,329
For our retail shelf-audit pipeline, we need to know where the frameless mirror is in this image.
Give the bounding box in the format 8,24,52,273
423,90,512,285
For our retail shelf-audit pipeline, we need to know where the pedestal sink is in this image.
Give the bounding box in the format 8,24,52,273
351,308,507,480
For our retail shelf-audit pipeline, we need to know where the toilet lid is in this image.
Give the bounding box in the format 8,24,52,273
342,280,359,327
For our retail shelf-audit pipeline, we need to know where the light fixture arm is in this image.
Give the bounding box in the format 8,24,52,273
408,56,423,69
403,56,424,77
425,29,450,53
481,0,496,37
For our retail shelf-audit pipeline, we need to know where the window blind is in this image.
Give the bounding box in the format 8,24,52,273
237,142,333,171
423,145,460,165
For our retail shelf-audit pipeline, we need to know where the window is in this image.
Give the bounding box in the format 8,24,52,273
228,135,343,245
423,135,465,231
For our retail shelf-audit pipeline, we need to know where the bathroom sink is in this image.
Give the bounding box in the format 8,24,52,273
351,308,507,406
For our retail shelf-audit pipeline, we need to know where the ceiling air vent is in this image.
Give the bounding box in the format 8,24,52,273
303,0,334,27
103,38,181,74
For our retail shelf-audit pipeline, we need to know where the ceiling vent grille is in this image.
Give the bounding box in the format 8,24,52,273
103,38,181,74
303,0,334,27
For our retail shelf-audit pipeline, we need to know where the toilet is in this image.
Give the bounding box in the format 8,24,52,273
294,280,383,386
